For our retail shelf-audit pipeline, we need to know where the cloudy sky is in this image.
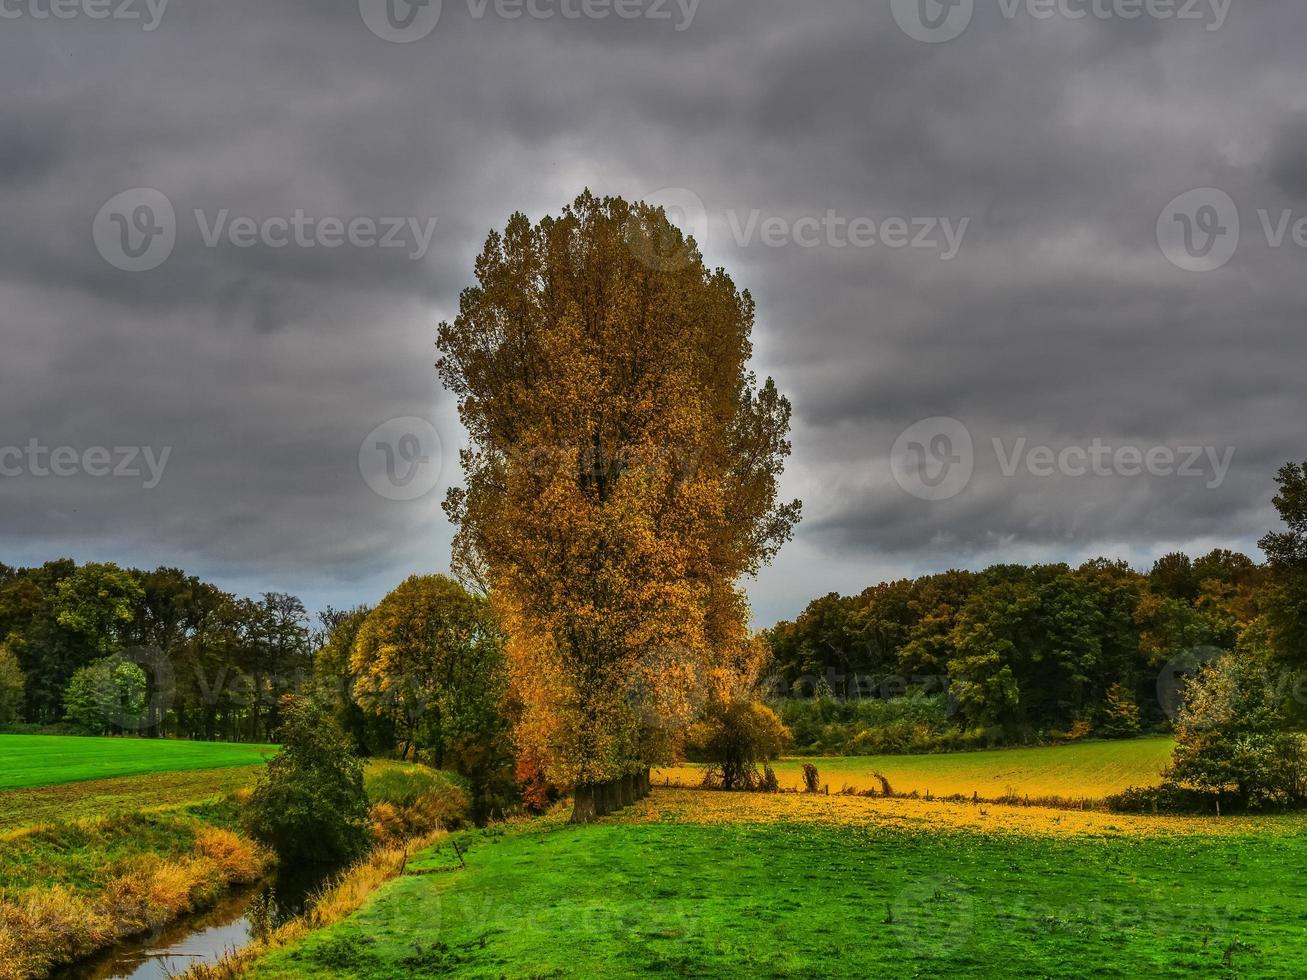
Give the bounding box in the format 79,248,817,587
1,0,1303,626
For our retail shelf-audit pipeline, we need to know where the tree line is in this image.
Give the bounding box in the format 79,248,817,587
767,462,1307,757
0,560,312,741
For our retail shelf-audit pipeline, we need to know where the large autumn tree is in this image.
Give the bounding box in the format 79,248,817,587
437,192,800,821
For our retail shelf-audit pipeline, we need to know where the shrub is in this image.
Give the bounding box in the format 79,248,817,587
688,700,788,791
1105,783,1217,814
247,696,373,865
365,762,471,843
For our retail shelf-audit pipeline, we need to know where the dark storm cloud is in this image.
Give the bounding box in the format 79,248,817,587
1,0,1305,624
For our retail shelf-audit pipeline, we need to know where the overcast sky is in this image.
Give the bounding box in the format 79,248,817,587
1,0,1304,626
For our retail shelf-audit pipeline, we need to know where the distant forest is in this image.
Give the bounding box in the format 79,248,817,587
767,547,1296,743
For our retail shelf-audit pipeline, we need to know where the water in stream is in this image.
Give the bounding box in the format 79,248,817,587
57,865,333,980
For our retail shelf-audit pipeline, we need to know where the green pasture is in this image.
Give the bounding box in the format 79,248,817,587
0,735,276,792
252,803,1303,978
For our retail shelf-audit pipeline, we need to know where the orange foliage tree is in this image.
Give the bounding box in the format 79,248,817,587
437,192,800,821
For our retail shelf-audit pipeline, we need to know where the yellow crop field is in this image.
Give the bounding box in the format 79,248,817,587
655,738,1176,802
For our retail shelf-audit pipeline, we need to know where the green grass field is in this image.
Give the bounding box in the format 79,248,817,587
0,735,276,792
250,790,1304,978
656,738,1175,801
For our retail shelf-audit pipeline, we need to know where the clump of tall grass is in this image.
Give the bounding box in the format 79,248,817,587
365,762,470,843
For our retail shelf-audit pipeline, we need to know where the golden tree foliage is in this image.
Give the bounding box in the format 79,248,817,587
437,193,799,809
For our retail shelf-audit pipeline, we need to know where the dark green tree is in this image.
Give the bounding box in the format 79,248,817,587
1260,461,1307,675
246,695,372,865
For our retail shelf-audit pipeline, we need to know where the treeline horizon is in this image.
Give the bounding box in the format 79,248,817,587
0,544,1279,745
0,558,314,741
766,548,1282,742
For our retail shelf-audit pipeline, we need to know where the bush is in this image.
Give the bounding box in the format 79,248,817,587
1105,783,1218,814
247,696,373,865
687,699,789,791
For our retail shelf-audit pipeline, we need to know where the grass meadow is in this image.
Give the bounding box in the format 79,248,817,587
0,736,276,792
248,789,1306,979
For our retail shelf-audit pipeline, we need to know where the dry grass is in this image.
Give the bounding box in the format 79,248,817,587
0,825,272,980
623,787,1307,840
654,740,1175,803
196,827,268,884
0,886,105,980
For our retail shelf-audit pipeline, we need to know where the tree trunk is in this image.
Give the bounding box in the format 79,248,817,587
573,769,653,824
572,783,600,823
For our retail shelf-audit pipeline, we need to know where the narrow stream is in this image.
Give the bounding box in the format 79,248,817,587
57,865,334,980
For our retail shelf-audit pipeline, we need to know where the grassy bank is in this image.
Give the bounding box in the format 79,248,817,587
246,789,1306,978
657,737,1175,802
0,802,272,979
0,736,276,791
0,736,275,978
